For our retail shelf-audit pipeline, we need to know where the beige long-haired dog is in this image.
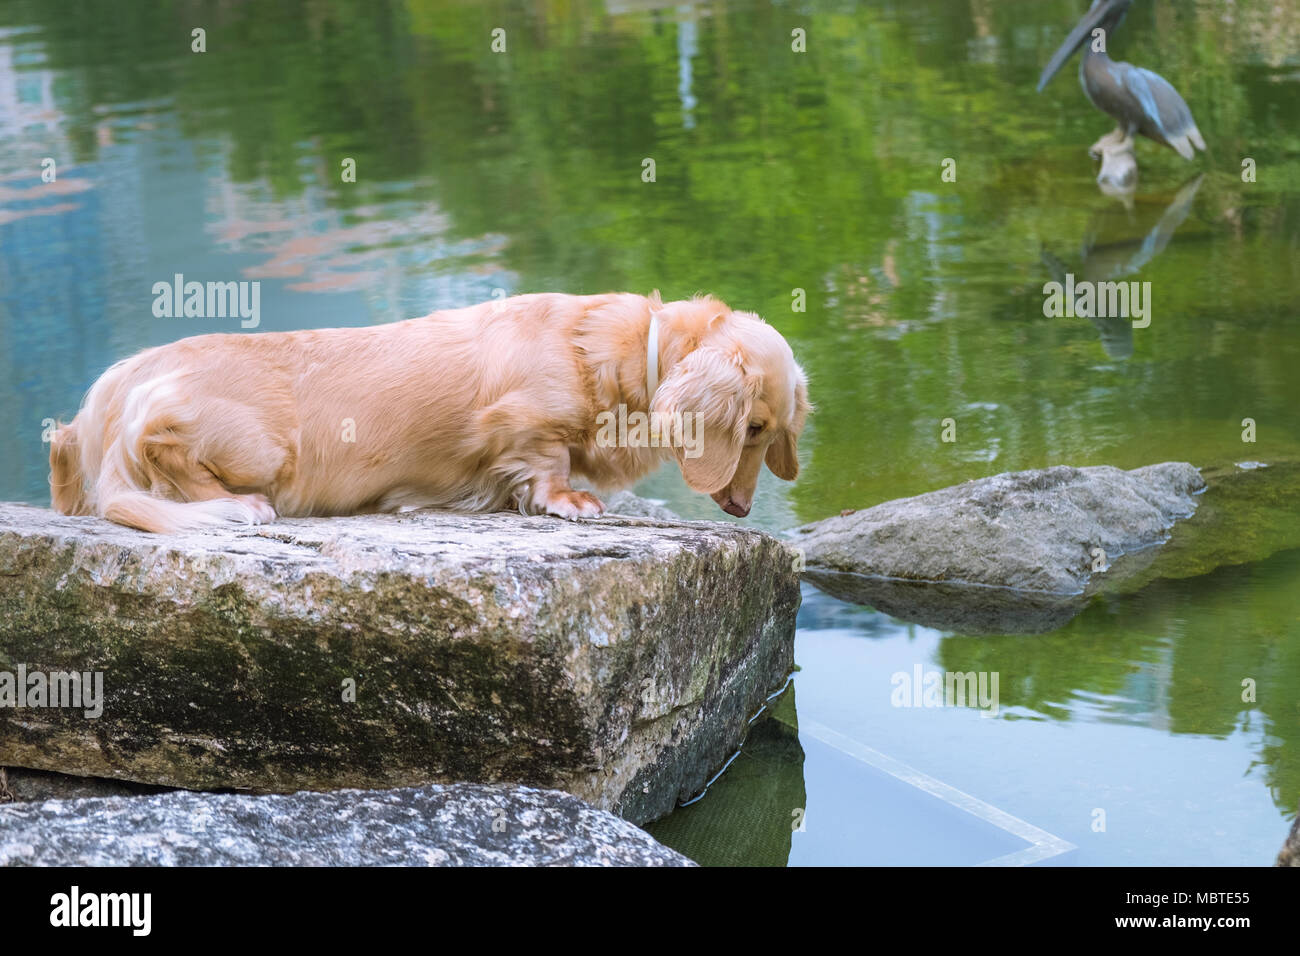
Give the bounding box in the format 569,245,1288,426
49,292,809,533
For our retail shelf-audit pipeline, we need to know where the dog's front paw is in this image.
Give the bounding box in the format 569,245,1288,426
544,490,605,520
237,493,278,524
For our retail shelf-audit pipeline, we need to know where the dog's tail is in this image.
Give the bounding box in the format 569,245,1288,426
53,360,269,534
49,419,88,516
101,489,264,535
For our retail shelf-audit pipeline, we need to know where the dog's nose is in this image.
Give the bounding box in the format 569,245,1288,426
722,498,750,518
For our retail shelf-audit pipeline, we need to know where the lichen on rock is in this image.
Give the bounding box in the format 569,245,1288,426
0,502,800,825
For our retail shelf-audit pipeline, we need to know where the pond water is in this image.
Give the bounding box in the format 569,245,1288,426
1,0,1296,865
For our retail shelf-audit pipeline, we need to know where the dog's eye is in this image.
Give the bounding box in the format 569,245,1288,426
748,423,764,438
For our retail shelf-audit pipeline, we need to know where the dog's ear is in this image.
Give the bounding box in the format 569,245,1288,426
765,371,809,481
765,431,798,480
652,348,751,494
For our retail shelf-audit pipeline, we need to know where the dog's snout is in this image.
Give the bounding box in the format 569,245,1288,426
722,498,750,518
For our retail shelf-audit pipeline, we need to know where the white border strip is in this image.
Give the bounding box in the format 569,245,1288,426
801,720,1076,867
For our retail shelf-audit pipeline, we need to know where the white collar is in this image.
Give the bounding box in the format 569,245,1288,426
646,311,660,400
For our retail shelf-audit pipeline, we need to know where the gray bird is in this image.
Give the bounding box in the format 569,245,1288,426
1038,0,1206,160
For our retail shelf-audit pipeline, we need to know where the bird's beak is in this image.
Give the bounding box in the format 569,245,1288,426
1037,1,1113,92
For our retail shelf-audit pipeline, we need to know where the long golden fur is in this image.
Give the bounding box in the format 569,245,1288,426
50,292,809,533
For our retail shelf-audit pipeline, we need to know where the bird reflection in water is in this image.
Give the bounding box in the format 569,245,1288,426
1042,173,1205,360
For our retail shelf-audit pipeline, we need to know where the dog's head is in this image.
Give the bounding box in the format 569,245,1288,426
651,297,810,518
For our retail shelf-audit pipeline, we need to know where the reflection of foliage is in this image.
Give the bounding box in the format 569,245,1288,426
5,0,1299,521
935,547,1300,814
643,684,804,866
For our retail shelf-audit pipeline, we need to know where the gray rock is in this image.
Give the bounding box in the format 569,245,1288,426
604,491,680,521
792,463,1204,634
0,505,799,824
0,783,694,866
794,462,1203,594
0,767,170,804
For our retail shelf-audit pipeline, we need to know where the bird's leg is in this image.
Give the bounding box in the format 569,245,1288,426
1089,127,1126,160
